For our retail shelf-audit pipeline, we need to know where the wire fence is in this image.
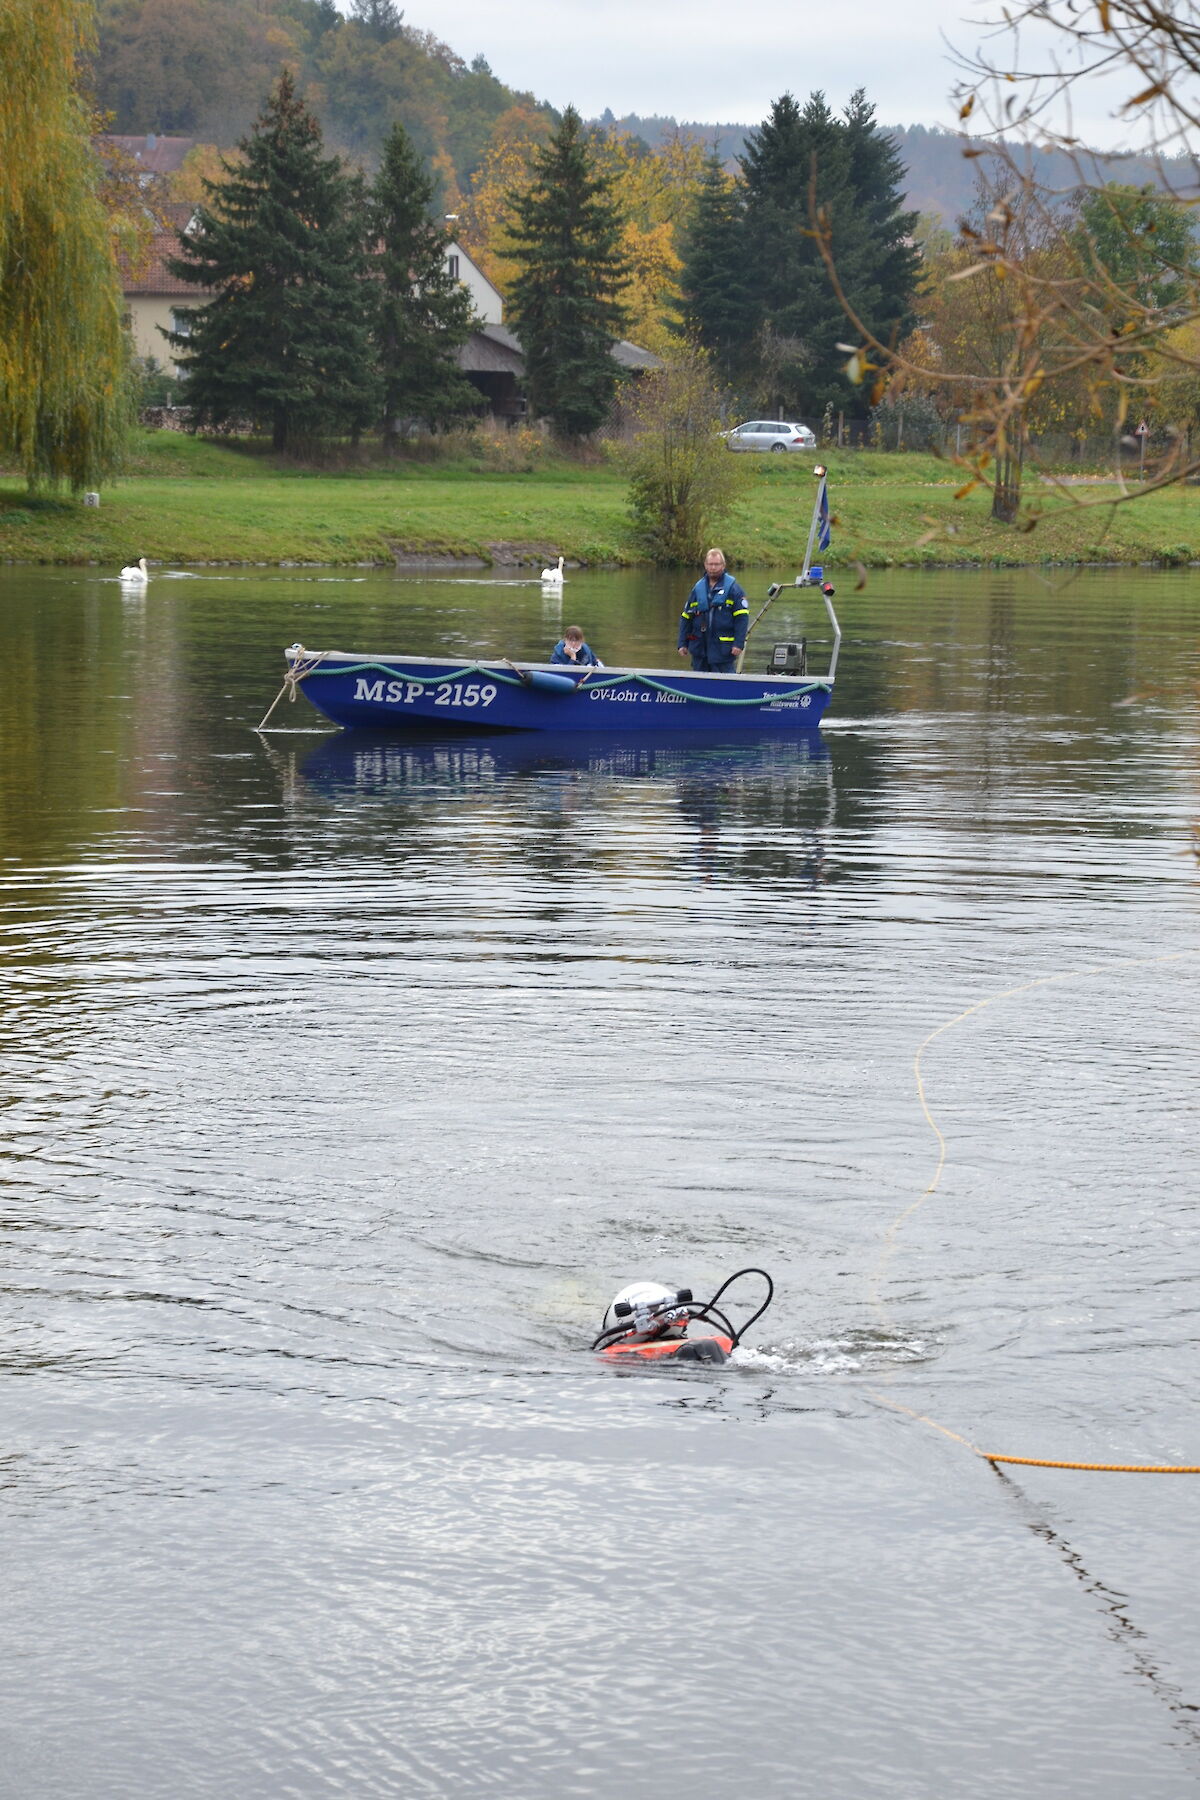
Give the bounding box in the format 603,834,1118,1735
134,400,1193,478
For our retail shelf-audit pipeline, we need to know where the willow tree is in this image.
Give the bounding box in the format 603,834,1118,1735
0,0,129,489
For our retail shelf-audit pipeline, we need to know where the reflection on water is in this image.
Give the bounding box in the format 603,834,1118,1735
992,1464,1200,1759
0,563,1198,1800
287,730,837,903
296,726,832,788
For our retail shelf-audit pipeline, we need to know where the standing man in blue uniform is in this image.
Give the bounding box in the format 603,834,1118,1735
677,548,749,672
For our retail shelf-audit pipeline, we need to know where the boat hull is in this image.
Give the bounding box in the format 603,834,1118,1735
289,651,832,735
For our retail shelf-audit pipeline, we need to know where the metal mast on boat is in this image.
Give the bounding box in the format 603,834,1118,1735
738,464,842,679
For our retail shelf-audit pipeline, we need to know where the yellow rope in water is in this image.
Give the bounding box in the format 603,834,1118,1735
871,949,1200,1475
986,1456,1200,1473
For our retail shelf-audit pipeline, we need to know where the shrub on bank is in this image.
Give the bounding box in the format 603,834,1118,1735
625,346,749,564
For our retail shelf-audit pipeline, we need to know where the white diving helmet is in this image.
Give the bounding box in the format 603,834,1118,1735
604,1280,691,1343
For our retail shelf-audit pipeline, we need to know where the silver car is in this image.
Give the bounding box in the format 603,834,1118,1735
724,419,817,452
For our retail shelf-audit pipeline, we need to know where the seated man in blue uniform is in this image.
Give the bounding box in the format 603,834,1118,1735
677,548,749,672
550,625,602,666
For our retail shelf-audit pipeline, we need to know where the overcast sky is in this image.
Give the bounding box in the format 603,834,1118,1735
394,0,1145,145
402,0,974,128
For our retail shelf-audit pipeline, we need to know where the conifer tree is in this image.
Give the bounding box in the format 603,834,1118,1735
371,121,478,436
732,90,919,417
168,71,377,451
505,106,628,439
841,89,920,348
678,155,753,383
349,0,404,43
741,92,858,416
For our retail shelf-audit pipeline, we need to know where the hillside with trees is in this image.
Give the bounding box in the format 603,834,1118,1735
598,113,1200,226
92,0,552,198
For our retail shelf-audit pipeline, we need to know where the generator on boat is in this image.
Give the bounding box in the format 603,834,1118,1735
592,1268,774,1363
768,641,807,676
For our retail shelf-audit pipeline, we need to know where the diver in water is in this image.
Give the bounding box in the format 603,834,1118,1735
593,1269,774,1362
607,1283,731,1361
595,1282,730,1362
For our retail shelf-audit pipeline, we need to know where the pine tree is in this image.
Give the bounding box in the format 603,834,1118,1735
505,106,629,440
678,154,754,383
349,0,404,42
841,89,920,347
168,71,377,451
735,90,920,418
371,121,478,436
741,92,858,417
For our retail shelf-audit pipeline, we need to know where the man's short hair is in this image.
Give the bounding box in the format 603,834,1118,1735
564,625,585,641
705,547,726,564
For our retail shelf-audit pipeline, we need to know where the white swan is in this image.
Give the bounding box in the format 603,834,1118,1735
119,557,149,584
540,555,565,585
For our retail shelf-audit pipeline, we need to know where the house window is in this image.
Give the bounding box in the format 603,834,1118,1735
170,309,193,338
447,255,460,279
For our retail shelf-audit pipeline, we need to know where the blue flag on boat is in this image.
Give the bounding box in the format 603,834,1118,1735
817,480,832,552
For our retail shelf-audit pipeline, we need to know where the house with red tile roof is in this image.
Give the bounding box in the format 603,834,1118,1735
105,133,197,177
120,205,214,374
120,206,660,418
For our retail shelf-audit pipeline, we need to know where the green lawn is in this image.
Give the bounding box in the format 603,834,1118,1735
1,434,1195,569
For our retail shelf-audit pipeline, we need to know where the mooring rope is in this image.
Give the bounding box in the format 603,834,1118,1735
871,950,1200,1474
256,649,336,730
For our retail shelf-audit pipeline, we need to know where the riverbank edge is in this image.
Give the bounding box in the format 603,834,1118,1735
3,444,1198,571
7,551,1199,571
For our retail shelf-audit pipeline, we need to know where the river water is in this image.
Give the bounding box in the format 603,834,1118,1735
1,562,1197,1799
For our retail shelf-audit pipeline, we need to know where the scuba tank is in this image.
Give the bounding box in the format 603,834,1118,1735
592,1269,774,1363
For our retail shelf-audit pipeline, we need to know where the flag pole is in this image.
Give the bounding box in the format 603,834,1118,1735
736,464,828,672
800,467,827,580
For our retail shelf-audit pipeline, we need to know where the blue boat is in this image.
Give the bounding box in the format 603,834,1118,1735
263,472,841,738
274,648,834,735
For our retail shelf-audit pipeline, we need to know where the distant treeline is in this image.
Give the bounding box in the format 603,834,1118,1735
92,0,1200,220
599,113,1200,224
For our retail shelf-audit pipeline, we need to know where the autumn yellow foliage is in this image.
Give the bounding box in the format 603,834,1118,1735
0,0,130,487
459,115,708,351
455,104,553,293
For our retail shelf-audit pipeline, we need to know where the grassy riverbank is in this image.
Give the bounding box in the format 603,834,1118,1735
2,433,1197,569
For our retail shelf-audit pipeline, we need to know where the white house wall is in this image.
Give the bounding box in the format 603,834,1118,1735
127,297,192,373
445,241,502,325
